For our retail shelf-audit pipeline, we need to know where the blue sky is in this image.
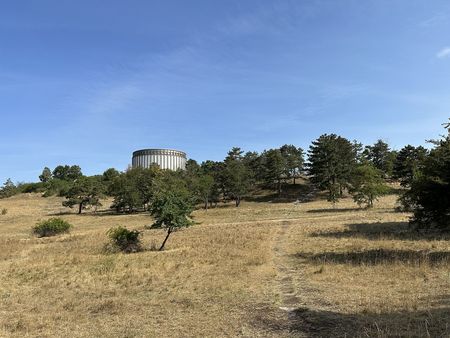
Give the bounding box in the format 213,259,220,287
1,0,449,183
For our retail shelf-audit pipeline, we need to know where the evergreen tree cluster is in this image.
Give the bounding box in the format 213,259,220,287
3,119,449,232
400,121,450,231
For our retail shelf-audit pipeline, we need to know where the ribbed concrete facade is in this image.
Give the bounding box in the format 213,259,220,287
132,149,187,171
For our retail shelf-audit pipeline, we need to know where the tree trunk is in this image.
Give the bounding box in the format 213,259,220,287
278,178,281,196
159,228,172,251
293,175,296,185
204,197,208,211
78,203,83,214
235,196,241,207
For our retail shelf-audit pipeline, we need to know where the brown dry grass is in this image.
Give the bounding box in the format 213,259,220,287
0,192,448,337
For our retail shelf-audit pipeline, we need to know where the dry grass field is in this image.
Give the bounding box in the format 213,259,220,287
0,191,448,337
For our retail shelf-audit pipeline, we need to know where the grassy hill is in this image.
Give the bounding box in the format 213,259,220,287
0,191,448,337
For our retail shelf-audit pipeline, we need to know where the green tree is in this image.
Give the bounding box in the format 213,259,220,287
364,140,397,177
149,187,194,251
261,148,285,195
200,161,222,207
52,165,83,181
349,163,388,208
352,140,364,163
62,176,103,214
109,167,159,212
102,168,120,182
0,179,18,199
243,151,262,182
223,147,252,207
39,167,52,183
185,159,201,177
127,167,159,207
185,164,215,210
401,123,450,231
393,145,428,186
307,134,357,204
196,174,215,210
102,168,120,196
109,174,142,212
42,178,71,197
280,144,304,184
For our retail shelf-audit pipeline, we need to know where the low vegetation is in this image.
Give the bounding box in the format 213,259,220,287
32,217,72,237
6,120,449,235
0,120,448,336
106,226,142,253
0,192,447,337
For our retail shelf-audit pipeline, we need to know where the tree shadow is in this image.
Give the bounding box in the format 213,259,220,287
47,211,77,216
294,248,450,266
206,203,238,209
310,222,450,241
246,182,318,203
47,209,147,217
257,306,450,337
307,207,364,213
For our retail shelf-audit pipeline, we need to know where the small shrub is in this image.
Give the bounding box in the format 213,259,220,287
1,208,7,215
106,226,141,253
18,182,45,193
32,218,72,237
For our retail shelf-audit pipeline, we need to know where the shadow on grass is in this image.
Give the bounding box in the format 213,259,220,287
307,207,364,213
48,209,147,217
246,182,317,203
294,248,450,266
310,221,450,241
204,203,237,209
257,306,450,337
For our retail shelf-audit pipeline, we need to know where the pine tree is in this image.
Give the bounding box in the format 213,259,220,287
261,148,285,195
364,140,397,177
402,123,450,231
307,134,357,204
223,147,252,207
280,144,304,184
0,179,18,199
393,145,428,186
349,163,388,208
39,167,52,183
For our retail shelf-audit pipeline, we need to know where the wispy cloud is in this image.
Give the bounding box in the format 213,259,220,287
436,47,450,59
85,83,142,117
216,1,324,37
420,13,448,27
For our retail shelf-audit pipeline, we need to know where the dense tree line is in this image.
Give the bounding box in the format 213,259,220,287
3,119,449,232
399,121,450,231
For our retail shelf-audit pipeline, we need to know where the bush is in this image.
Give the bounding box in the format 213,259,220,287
18,182,45,193
32,218,72,237
42,179,72,197
106,226,141,253
1,208,7,215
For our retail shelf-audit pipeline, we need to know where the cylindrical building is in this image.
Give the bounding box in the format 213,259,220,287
132,149,187,171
